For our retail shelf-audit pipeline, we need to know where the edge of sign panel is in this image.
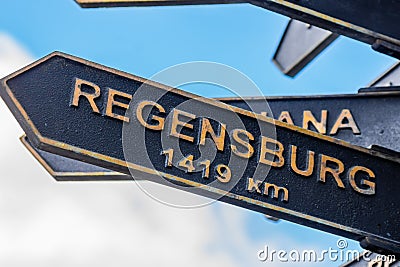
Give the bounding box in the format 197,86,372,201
20,135,130,181
75,0,400,50
2,52,400,247
216,90,400,101
249,0,400,48
367,62,400,88
75,0,247,7
272,19,339,77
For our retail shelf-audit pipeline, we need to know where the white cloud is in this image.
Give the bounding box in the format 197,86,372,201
212,204,333,267
0,33,34,78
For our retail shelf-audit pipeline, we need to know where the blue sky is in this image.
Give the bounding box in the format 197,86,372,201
2,0,396,95
0,0,397,266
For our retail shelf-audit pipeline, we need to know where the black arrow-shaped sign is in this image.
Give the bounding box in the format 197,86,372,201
2,52,400,254
21,89,400,181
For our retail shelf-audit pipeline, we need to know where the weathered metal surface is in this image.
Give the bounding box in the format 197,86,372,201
1,52,400,254
20,135,129,181
75,0,245,7
23,90,400,180
368,62,400,88
339,251,398,267
219,90,400,155
273,19,338,77
249,0,400,59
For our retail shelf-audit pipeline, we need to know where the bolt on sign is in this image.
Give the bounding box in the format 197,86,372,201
1,52,400,254
21,90,400,181
75,0,245,7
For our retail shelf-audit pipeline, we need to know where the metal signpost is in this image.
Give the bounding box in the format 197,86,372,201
2,52,400,256
1,0,399,265
22,90,400,180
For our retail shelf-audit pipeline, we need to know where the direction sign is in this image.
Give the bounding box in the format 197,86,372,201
75,0,245,7
1,52,400,254
273,19,338,77
23,90,400,181
248,0,400,58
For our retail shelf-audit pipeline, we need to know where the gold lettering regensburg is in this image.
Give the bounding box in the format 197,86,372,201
70,78,376,196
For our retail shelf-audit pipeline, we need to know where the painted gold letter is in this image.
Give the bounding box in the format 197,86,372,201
136,101,165,131
170,109,196,143
303,110,327,134
278,111,294,125
290,145,314,177
264,183,289,202
231,129,254,159
318,154,345,188
199,118,226,151
105,88,132,122
330,109,360,135
246,178,262,194
259,137,284,167
71,78,101,113
348,166,375,195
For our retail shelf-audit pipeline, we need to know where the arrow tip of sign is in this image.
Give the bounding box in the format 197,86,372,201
0,51,59,152
1,51,64,83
